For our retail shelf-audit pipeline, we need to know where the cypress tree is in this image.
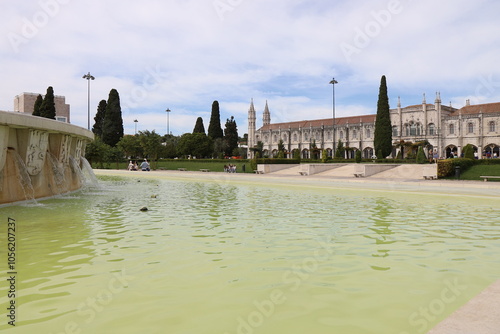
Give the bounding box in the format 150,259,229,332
92,100,107,138
102,89,124,147
193,117,206,134
374,75,393,158
224,116,238,156
33,94,43,116
40,86,56,119
207,100,223,139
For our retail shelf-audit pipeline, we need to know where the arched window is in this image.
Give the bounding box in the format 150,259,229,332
428,123,435,136
293,134,298,142
410,123,417,136
352,130,357,139
449,124,455,135
468,123,474,134
273,135,277,142
283,134,288,142
489,121,495,132
304,133,309,141
264,135,268,142
340,131,344,140
366,129,371,138
392,126,398,137
327,131,331,140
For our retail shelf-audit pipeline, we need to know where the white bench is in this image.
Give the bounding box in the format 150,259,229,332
177,168,187,171
423,175,437,180
480,176,500,182
353,173,364,178
254,170,264,174
298,171,308,176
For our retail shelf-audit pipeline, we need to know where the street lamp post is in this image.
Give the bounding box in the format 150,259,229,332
329,78,338,157
134,119,138,134
82,72,95,130
165,108,171,136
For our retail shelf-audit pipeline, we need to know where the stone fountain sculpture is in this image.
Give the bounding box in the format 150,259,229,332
0,110,94,205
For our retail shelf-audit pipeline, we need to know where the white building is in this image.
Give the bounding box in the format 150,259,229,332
247,93,500,159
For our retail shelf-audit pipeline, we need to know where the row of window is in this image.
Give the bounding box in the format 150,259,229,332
259,121,497,143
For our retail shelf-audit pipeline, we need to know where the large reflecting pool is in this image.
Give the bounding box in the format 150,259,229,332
0,173,499,333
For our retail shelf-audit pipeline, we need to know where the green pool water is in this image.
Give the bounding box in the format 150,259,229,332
0,174,499,334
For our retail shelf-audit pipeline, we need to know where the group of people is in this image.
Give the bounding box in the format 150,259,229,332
128,159,150,171
224,164,237,173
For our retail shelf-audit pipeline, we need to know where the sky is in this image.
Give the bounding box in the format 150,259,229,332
1,0,500,136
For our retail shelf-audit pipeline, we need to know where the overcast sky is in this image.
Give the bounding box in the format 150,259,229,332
1,0,500,136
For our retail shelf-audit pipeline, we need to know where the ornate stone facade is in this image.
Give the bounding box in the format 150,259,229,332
247,93,500,159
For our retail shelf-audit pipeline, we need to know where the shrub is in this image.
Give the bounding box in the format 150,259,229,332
355,150,362,163
416,146,427,164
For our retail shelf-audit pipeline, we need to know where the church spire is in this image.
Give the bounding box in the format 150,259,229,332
263,100,271,126
247,99,257,159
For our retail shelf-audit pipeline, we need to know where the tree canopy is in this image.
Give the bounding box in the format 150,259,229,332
101,89,124,147
32,94,43,116
40,86,56,119
207,100,223,139
92,100,107,138
193,117,206,134
374,75,393,158
224,116,238,156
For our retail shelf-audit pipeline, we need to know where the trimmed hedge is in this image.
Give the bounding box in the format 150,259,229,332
437,158,475,178
257,158,300,164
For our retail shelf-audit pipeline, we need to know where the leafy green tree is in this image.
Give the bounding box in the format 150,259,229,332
92,100,107,138
213,137,226,158
293,149,301,162
224,116,238,156
178,133,213,158
117,135,143,159
207,100,223,139
32,94,43,116
193,117,206,134
102,89,124,147
138,130,163,168
374,75,393,158
85,138,111,168
40,86,56,119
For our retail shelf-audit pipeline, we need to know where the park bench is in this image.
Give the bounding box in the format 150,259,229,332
177,168,187,171
480,176,500,182
423,175,436,180
200,169,210,172
254,170,264,174
298,171,308,176
353,173,364,177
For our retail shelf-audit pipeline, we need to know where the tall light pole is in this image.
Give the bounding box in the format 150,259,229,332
329,78,338,157
82,72,95,130
165,108,171,136
134,119,138,134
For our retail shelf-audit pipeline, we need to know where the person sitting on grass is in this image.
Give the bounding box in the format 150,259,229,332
140,159,150,171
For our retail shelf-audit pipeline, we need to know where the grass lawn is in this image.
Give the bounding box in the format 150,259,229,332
456,165,500,181
93,159,254,173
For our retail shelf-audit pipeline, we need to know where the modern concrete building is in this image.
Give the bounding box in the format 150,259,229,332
247,93,500,160
14,92,71,123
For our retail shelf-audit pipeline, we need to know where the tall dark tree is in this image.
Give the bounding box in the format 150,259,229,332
32,94,43,116
40,86,56,119
207,100,223,139
92,100,107,138
224,116,238,156
193,117,206,134
102,89,124,147
374,75,392,158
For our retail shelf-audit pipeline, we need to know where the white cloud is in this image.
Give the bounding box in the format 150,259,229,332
0,0,499,136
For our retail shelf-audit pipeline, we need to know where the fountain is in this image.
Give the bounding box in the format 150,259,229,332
0,110,94,204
